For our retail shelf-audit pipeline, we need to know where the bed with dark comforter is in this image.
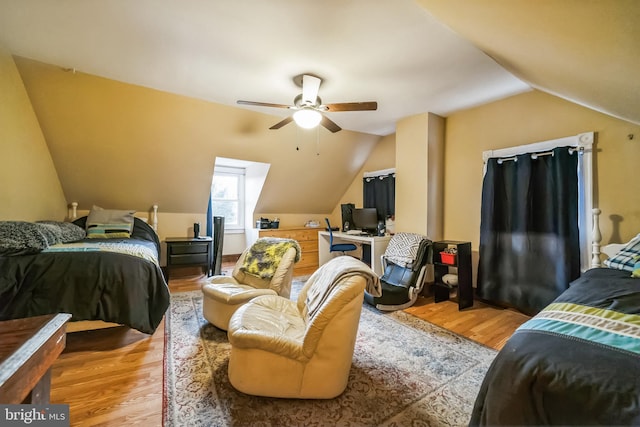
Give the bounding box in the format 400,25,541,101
0,217,169,334
470,267,640,425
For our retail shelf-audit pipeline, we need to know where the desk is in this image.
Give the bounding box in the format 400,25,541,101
0,313,71,404
318,231,392,276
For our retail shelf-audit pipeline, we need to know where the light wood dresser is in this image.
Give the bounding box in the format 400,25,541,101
258,226,320,276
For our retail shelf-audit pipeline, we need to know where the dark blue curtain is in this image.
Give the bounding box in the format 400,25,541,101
363,173,395,221
477,146,581,314
206,193,225,275
206,194,213,237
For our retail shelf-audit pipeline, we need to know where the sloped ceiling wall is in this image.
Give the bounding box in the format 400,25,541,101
416,0,640,126
15,57,380,215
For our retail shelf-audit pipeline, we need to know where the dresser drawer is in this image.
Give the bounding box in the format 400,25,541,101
170,253,209,265
170,243,209,255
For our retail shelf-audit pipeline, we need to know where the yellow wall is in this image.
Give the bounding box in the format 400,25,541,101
14,57,379,219
444,90,640,249
331,133,396,225
0,47,67,221
396,114,429,235
395,112,444,238
11,57,380,258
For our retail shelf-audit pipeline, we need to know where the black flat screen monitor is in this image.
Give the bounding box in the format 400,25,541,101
351,208,378,234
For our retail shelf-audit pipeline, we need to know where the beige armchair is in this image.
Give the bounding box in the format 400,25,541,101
227,256,381,399
202,237,300,330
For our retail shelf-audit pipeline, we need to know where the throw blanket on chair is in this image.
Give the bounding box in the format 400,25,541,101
240,237,301,280
384,233,428,268
305,256,381,320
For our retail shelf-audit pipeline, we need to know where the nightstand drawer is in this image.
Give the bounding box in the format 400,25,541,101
170,243,209,255
170,253,209,265
165,237,213,279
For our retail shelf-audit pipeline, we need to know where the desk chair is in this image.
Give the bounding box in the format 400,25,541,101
364,233,432,311
325,218,357,255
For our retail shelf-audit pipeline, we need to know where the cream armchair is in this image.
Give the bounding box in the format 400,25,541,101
202,237,300,330
227,256,381,399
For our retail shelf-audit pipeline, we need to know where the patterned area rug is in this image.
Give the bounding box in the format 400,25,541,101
163,281,496,426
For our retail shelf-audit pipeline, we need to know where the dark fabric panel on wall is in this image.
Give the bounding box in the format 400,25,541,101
477,146,581,314
363,174,395,220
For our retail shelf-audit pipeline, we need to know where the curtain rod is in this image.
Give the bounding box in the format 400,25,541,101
495,146,583,164
482,132,593,164
363,168,396,178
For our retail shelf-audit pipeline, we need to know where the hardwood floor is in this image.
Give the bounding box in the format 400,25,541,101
50,265,529,426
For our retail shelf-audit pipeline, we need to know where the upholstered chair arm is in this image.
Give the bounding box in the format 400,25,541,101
228,295,308,361
301,275,366,357
204,275,241,286
231,249,249,282
267,247,297,296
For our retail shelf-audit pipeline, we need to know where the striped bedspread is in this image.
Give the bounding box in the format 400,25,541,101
470,267,640,426
517,301,640,355
43,239,159,265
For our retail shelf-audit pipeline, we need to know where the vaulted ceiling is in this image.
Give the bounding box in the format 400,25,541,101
1,1,636,135
1,1,637,215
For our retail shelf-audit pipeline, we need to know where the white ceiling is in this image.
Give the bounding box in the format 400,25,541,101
0,0,531,136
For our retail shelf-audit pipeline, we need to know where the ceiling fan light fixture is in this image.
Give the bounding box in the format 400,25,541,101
293,108,322,129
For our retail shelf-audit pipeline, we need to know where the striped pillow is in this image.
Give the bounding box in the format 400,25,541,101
604,233,640,272
86,223,131,239
86,206,135,239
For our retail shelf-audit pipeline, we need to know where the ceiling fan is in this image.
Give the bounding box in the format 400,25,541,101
237,74,377,133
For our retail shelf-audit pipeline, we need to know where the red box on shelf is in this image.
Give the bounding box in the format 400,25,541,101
440,251,456,265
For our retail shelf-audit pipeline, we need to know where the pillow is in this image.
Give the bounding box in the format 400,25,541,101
36,221,86,243
0,221,49,255
603,233,640,272
632,256,640,279
86,205,135,239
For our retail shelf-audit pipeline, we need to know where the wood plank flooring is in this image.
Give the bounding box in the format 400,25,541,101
49,266,529,426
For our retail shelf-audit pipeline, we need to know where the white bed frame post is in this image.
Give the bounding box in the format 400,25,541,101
152,204,158,232
591,208,602,268
71,202,78,220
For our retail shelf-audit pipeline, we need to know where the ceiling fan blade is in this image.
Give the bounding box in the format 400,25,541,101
320,115,342,133
323,101,378,112
237,100,292,109
269,116,294,130
301,75,321,105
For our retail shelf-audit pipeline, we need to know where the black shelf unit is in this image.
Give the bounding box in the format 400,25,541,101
432,240,473,310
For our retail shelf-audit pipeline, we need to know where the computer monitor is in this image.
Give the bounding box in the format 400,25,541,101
351,208,378,234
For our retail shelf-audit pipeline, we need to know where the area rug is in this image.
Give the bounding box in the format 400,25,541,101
163,281,496,426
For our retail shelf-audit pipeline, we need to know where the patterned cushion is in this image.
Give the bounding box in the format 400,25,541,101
384,232,428,268
604,233,640,272
632,256,640,279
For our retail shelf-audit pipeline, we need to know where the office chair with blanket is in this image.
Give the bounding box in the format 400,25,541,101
325,218,357,255
364,232,432,311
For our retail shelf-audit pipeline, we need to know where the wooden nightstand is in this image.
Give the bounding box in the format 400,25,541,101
165,237,212,280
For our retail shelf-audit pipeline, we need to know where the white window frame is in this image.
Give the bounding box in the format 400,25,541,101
211,165,245,232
